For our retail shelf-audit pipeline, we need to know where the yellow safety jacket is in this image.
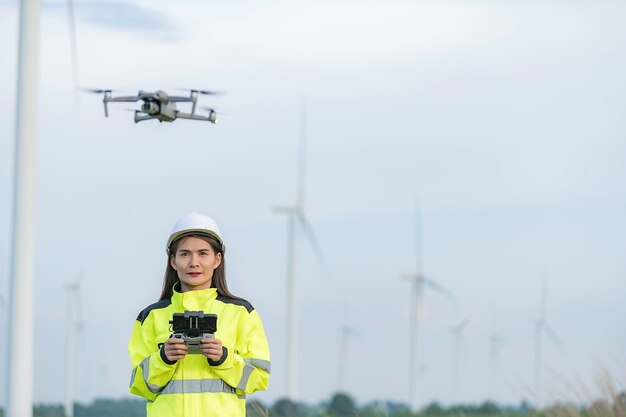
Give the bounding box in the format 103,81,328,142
128,285,271,417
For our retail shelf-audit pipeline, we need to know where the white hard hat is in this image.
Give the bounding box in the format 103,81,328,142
166,212,224,253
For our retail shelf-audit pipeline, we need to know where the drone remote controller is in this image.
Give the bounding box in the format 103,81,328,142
173,332,214,354
170,311,218,355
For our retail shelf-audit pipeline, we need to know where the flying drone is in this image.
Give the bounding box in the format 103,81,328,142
88,89,220,124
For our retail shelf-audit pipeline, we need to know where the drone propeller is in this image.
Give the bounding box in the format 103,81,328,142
196,106,219,124
80,88,115,117
194,89,222,95
200,106,225,114
79,87,113,94
174,87,222,96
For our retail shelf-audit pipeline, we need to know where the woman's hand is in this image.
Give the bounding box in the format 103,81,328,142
200,337,223,362
164,337,188,362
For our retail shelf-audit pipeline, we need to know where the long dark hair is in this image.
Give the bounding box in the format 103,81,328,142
159,234,239,301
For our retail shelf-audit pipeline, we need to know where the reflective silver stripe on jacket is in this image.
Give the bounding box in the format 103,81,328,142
237,358,271,391
137,356,165,394
237,363,255,391
161,378,238,395
245,358,271,374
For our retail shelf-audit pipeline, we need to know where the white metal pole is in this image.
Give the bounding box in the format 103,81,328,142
410,206,423,413
534,323,543,409
452,330,460,403
286,213,298,400
409,277,423,413
5,0,40,416
338,325,353,392
409,279,417,411
274,206,299,400
286,98,307,401
488,334,498,401
65,285,77,417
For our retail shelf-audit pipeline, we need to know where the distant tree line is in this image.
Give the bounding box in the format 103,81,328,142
248,393,525,417
0,391,624,417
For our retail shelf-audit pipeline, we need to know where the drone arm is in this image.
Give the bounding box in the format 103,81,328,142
102,91,111,117
168,96,194,103
108,96,141,102
102,94,138,117
176,111,217,124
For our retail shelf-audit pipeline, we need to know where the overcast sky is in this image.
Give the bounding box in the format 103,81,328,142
1,0,625,410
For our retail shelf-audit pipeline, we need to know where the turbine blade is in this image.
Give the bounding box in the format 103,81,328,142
423,277,454,301
273,205,298,215
73,267,84,335
76,286,83,323
76,266,85,285
298,214,330,278
342,325,361,338
296,96,308,208
414,199,423,274
540,277,548,320
400,273,420,282
456,315,472,332
543,323,563,350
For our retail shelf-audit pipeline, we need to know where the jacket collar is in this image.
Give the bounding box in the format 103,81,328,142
171,282,218,311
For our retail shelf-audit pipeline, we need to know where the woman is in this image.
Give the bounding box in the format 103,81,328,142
128,212,271,417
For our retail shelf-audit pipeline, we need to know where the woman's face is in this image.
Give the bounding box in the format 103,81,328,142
170,236,222,292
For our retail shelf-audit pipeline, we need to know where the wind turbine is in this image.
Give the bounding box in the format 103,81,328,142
532,278,561,409
450,315,471,404
337,295,358,392
338,324,358,392
401,203,453,413
274,97,328,400
65,268,84,417
488,332,503,402
5,0,40,416
0,292,4,365
6,0,76,413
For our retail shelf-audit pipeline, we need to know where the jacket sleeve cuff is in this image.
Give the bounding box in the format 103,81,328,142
160,345,178,365
207,346,228,367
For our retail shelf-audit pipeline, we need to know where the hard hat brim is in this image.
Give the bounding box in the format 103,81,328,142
167,229,224,253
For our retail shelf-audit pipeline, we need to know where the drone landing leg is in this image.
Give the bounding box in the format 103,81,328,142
134,113,154,123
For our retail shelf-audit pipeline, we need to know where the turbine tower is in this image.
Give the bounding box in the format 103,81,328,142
65,0,80,93
401,203,453,412
532,278,561,409
65,269,84,417
338,324,358,392
5,0,40,416
0,292,4,380
450,315,471,404
488,332,503,402
274,97,327,400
